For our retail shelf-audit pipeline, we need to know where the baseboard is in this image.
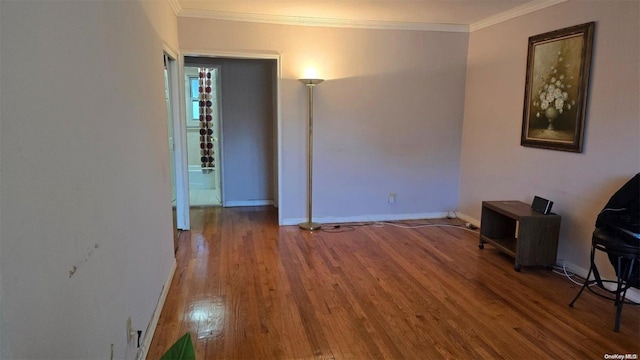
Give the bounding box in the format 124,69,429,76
224,200,273,207
139,258,177,360
280,212,449,226
455,212,480,228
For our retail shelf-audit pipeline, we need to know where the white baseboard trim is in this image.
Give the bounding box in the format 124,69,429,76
280,212,449,226
455,212,480,228
140,258,177,360
224,200,273,207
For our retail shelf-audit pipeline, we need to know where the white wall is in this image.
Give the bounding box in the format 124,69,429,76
179,19,470,224
139,0,180,52
459,0,639,275
0,1,178,358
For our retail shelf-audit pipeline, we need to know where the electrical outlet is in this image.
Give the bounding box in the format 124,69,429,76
388,193,396,204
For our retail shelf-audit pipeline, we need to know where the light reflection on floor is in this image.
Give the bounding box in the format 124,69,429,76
187,298,225,340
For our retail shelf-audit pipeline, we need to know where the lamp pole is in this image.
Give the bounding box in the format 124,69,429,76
298,78,323,231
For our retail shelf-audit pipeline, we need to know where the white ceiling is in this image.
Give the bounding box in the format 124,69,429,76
175,0,566,31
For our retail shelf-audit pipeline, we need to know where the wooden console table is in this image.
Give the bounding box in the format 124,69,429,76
479,200,561,271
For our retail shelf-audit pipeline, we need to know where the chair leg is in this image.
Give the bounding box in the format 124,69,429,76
569,270,591,307
613,256,624,331
570,247,596,307
614,296,624,332
613,257,636,332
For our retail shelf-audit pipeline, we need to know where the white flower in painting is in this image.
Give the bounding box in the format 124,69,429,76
546,92,555,102
533,49,574,121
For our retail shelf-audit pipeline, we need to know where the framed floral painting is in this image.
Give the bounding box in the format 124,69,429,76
521,22,595,152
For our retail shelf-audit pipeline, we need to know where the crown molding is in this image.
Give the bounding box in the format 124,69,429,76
469,0,567,32
177,0,566,33
177,8,468,33
167,0,181,16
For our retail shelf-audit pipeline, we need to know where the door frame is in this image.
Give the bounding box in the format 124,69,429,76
179,50,282,227
165,44,191,229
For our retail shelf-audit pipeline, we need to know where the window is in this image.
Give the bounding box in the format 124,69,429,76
188,76,199,121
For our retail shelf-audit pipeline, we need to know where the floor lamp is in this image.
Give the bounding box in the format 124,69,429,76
298,78,324,231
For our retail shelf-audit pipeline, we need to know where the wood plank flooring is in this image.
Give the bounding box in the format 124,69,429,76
147,206,639,359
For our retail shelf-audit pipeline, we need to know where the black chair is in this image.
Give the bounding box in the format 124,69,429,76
569,173,640,332
569,228,640,331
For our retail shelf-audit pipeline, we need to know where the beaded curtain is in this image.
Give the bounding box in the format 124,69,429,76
198,68,214,169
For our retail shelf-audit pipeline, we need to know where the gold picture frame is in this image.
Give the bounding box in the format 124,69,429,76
521,22,595,152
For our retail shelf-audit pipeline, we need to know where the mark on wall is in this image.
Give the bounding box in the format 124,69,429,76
68,243,100,278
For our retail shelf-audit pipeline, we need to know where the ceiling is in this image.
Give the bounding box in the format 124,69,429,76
175,0,565,31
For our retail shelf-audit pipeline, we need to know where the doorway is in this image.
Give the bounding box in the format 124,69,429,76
184,65,223,207
184,56,277,209
178,52,281,227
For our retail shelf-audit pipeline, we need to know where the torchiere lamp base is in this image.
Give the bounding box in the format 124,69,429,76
298,222,321,231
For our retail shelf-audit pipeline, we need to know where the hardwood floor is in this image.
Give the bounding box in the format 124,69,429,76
147,206,639,359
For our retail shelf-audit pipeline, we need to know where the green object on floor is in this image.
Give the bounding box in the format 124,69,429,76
160,332,196,360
